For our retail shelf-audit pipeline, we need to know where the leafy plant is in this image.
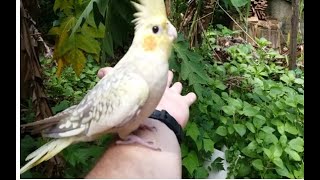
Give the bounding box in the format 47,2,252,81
49,0,135,76
170,25,304,178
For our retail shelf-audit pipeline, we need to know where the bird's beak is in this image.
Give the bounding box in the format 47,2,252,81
168,22,177,41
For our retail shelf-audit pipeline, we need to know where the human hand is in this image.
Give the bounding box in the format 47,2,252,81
97,67,197,128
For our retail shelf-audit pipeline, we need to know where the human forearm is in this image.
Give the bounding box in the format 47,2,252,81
85,118,182,178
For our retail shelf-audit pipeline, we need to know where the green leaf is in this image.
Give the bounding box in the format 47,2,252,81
216,126,228,136
269,87,284,97
247,141,258,150
203,139,215,153
222,106,236,115
228,98,243,110
210,157,225,171
195,166,209,178
277,123,285,135
245,122,255,133
294,78,304,84
263,148,272,159
233,124,246,137
227,126,234,134
242,147,258,158
71,0,97,35
173,42,210,84
182,151,199,175
262,132,278,144
195,139,203,151
270,144,283,158
279,135,288,147
285,148,301,161
288,137,304,152
252,159,264,171
211,92,225,106
253,115,266,128
285,96,297,107
186,122,200,143
213,79,226,90
261,126,275,134
276,166,294,178
181,143,189,158
52,100,71,114
243,105,260,117
293,165,304,178
284,123,299,135
273,157,284,168
77,34,101,54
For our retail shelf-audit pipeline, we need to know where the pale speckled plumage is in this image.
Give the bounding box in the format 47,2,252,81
20,0,176,174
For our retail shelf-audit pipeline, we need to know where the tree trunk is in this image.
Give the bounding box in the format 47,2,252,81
289,0,299,70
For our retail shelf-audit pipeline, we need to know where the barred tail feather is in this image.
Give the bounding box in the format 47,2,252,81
20,138,74,174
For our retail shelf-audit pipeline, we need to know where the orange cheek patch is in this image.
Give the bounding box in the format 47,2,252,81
143,36,156,51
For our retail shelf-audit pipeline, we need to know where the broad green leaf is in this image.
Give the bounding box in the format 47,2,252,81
288,137,304,152
243,105,259,117
228,98,243,110
211,92,225,106
181,143,189,158
242,147,258,158
65,48,86,75
280,74,290,84
279,135,287,147
189,73,207,85
285,96,297,107
233,124,246,137
270,144,283,158
182,151,199,175
294,78,304,84
81,23,105,38
285,148,301,161
277,123,285,135
213,80,226,90
293,165,304,178
245,122,255,133
238,163,251,177
273,157,284,168
195,138,203,151
276,166,294,178
261,126,275,134
253,115,266,128
252,159,263,171
186,122,200,143
195,166,209,178
77,34,101,55
263,148,272,159
228,126,235,134
270,87,284,97
222,106,236,115
263,133,278,144
71,0,97,34
173,43,209,84
216,126,227,136
284,123,299,135
247,141,258,150
203,139,214,153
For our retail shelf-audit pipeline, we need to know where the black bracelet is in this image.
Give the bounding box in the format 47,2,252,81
149,110,184,144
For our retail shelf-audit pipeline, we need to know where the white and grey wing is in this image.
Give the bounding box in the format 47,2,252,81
43,72,150,138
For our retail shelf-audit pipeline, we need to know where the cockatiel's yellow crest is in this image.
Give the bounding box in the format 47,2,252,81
20,0,177,175
132,0,166,30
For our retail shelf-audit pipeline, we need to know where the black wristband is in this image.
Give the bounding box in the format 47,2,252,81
149,110,184,144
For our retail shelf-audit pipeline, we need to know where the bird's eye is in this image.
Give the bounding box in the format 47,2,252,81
152,26,159,34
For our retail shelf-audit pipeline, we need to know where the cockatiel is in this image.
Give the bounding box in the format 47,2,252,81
20,0,177,174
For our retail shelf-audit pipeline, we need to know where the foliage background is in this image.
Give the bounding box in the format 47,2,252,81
20,0,304,178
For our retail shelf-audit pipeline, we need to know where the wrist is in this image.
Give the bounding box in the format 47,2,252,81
149,110,184,144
